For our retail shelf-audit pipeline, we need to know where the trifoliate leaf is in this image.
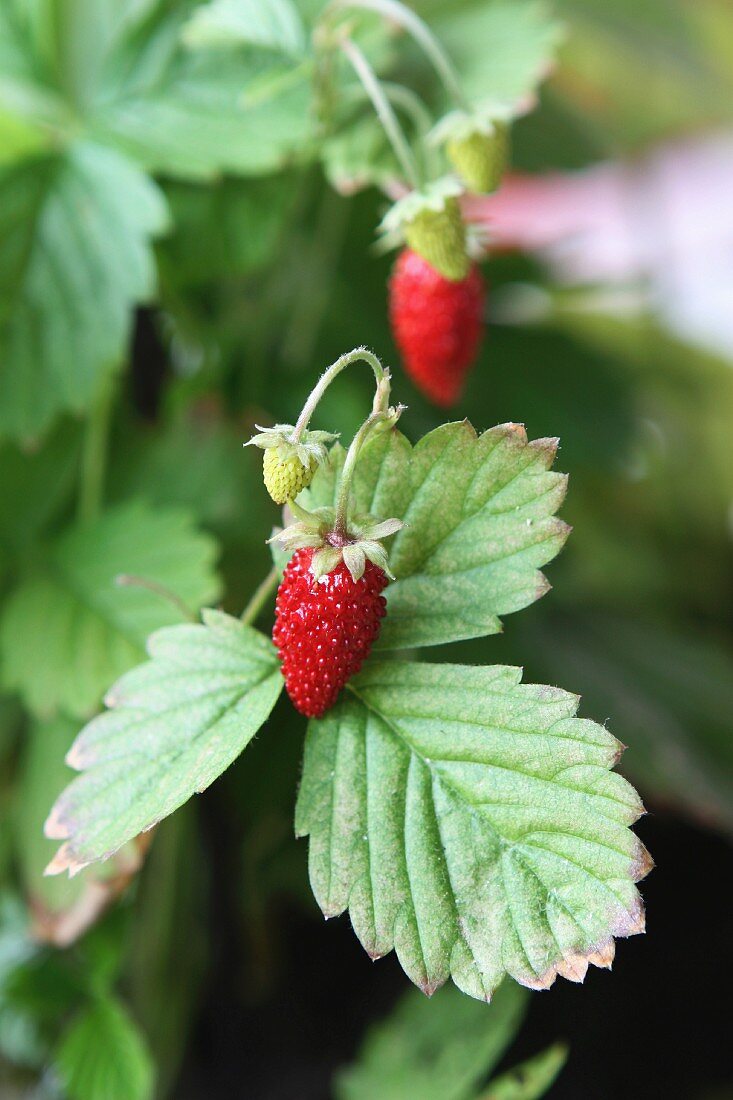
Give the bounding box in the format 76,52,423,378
0,142,168,442
0,501,220,718
300,422,568,650
335,980,528,1100
479,1042,567,1100
55,996,154,1100
45,611,283,875
182,0,307,58
296,661,650,1001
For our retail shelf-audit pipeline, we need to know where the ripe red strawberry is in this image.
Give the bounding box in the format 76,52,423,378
389,248,485,407
273,547,388,718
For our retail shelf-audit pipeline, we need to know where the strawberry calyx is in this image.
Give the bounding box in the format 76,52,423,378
430,104,514,195
379,176,469,280
245,423,338,468
429,102,514,147
273,503,404,583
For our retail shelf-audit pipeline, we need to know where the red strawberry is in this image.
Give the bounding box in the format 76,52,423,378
389,248,485,407
273,547,388,718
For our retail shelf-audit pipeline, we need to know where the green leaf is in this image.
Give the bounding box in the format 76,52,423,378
55,995,154,1100
0,3,72,165
435,1,563,109
296,661,650,1001
335,980,528,1100
480,1043,568,1100
300,423,569,650
182,0,307,58
0,142,168,442
45,611,283,874
0,500,220,718
94,18,312,181
0,106,51,165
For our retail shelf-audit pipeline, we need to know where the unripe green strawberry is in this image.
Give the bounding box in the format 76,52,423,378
263,448,317,505
403,196,469,282
245,423,337,505
447,123,509,194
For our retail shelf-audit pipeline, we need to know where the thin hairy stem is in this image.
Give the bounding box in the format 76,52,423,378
241,567,280,626
340,37,422,189
292,346,390,440
333,0,470,111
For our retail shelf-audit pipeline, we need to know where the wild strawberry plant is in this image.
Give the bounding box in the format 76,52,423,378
47,349,651,1001
0,0,694,1092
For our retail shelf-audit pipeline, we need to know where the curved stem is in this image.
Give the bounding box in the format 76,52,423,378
340,37,422,190
292,346,389,440
382,82,439,179
333,411,387,539
333,0,470,112
241,567,280,626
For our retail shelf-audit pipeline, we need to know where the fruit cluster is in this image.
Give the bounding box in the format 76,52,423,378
380,109,513,405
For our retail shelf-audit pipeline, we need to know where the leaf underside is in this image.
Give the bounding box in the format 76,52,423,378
296,661,650,1001
299,422,569,650
45,611,283,875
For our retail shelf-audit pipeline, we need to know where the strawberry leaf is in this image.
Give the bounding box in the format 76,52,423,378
435,1,564,109
92,14,311,181
301,422,569,650
55,995,154,1100
296,661,650,1001
45,612,283,876
182,0,307,58
479,1042,567,1100
0,143,168,442
335,980,529,1100
0,501,220,718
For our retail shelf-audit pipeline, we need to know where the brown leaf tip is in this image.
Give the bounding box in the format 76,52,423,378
44,803,70,841
43,843,91,879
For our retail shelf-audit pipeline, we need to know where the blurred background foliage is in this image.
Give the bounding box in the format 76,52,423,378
1,0,732,1097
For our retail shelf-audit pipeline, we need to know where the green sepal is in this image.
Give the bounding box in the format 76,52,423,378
379,178,469,281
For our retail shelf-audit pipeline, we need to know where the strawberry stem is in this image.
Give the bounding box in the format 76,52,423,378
241,566,280,626
333,409,390,541
339,37,422,190
381,81,439,180
332,0,471,113
292,346,390,442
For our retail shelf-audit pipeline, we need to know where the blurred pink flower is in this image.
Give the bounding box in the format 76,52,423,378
466,134,733,359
